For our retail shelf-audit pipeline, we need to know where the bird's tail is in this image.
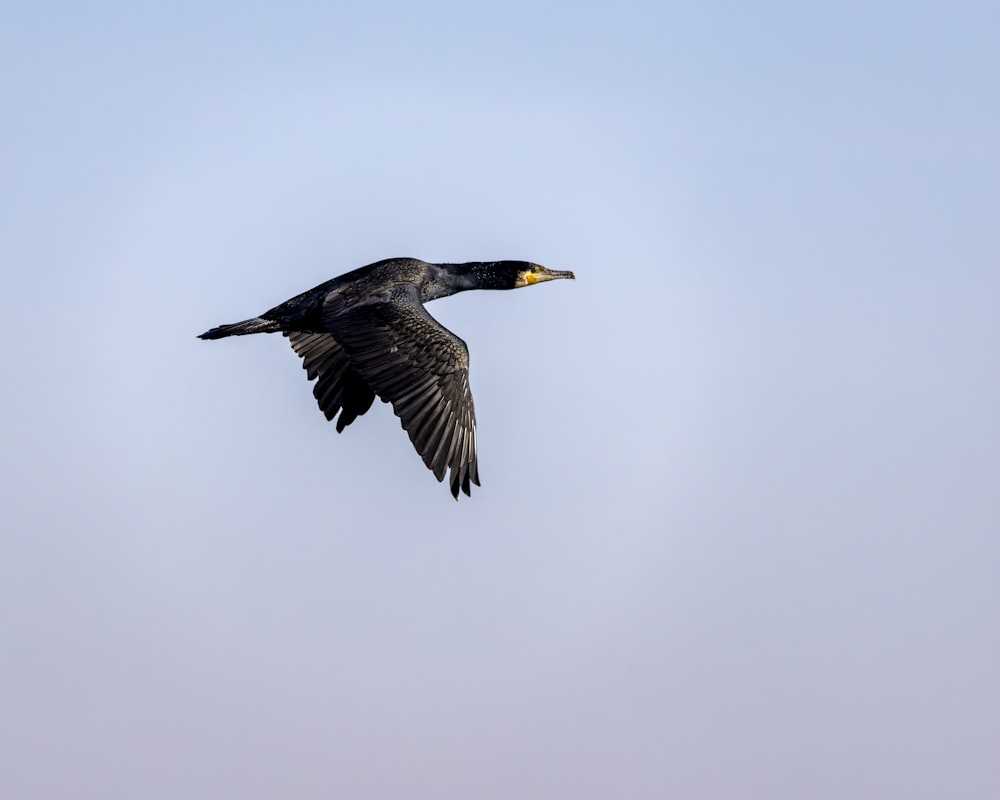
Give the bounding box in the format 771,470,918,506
197,317,282,340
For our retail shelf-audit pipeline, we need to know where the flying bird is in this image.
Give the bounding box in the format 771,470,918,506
198,257,575,498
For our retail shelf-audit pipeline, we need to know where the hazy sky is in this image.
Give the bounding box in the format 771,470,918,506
3,2,998,798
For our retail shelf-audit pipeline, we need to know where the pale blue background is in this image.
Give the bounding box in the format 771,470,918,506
3,2,998,798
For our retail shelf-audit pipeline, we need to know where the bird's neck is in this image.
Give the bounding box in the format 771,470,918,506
422,262,510,301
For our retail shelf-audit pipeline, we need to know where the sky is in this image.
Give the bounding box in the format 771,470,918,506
2,1,998,798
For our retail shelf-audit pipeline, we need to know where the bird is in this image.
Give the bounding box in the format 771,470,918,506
198,257,575,498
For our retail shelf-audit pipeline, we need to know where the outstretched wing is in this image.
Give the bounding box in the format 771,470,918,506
284,332,376,433
321,288,479,498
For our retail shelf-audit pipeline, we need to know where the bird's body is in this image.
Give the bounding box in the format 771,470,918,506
199,257,574,498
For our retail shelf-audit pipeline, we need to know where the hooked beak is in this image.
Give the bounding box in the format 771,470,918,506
526,266,576,285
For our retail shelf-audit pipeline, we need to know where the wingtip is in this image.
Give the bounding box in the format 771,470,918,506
447,467,477,500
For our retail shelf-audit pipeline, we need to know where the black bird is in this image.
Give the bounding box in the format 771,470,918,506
199,257,575,498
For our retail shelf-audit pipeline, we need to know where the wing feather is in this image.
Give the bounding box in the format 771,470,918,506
284,332,376,431
321,287,480,497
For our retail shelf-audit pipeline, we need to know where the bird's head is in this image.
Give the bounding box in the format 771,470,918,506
444,260,575,292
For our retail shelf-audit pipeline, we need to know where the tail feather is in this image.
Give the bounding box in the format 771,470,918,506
198,317,281,340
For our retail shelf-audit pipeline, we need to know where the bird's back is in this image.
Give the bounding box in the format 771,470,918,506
260,258,432,331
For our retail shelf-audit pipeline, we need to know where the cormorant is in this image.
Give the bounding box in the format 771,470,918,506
198,257,575,498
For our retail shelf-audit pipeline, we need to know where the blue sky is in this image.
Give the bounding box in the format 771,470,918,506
3,2,998,798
